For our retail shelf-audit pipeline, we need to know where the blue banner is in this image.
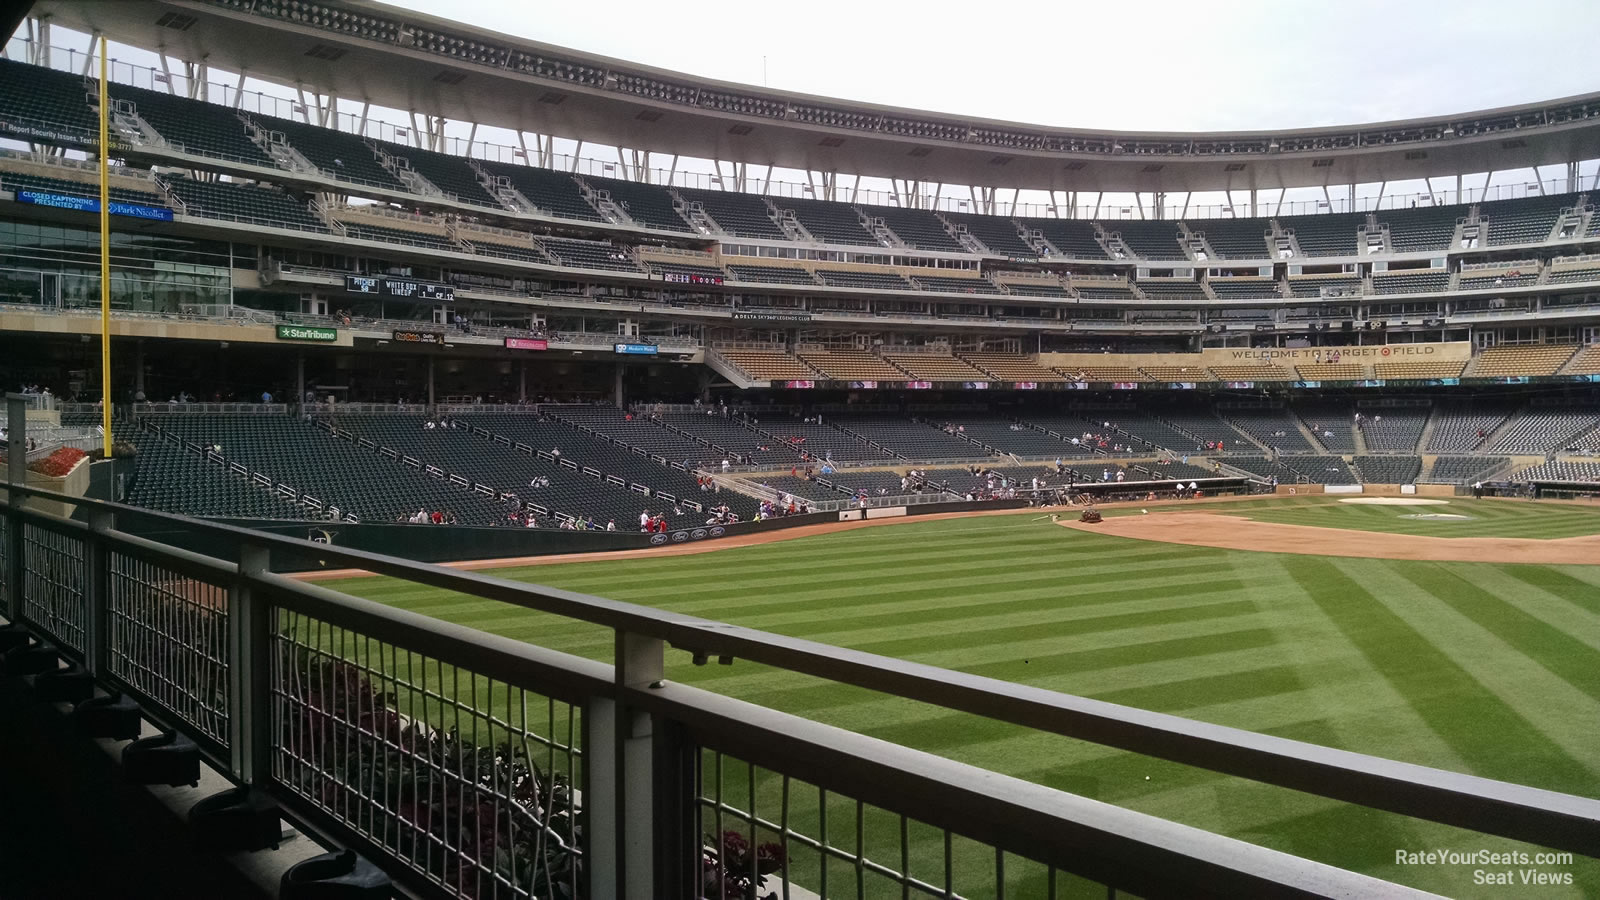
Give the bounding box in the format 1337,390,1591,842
15,189,173,222
109,200,174,222
613,343,659,356
17,189,96,212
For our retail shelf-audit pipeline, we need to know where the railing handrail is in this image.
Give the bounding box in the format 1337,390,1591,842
2,484,1455,898
2,481,1597,862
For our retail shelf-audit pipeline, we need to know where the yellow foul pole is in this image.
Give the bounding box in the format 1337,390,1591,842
98,42,112,456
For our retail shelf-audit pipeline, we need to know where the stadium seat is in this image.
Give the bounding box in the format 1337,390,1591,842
778,197,880,245
1351,455,1422,484
1477,195,1568,246
858,204,965,253
110,83,274,167
676,187,787,240
478,161,605,221
249,113,407,190
161,176,328,231
943,212,1037,258
1375,206,1459,253
1190,218,1272,259
1103,220,1185,260
1277,214,1361,256
584,176,693,231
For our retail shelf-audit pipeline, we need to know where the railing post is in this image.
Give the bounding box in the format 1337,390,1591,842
227,542,271,785
83,508,114,677
599,631,662,900
4,394,26,621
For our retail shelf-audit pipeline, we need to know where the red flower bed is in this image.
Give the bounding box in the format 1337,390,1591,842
28,446,88,478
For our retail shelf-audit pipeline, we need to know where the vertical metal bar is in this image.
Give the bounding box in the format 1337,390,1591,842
653,716,697,898
584,693,618,900
4,396,24,621
615,630,662,900
83,508,113,676
995,847,1006,900
98,40,112,458
228,543,269,782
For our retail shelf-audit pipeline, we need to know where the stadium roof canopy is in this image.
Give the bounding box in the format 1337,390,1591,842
25,0,1600,195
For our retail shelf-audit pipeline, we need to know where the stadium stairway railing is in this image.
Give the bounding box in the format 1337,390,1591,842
2,482,1596,899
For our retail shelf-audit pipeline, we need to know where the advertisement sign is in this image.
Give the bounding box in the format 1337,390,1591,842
392,329,444,345
276,324,338,342
614,343,659,356
964,381,990,390
847,381,877,389
783,380,815,389
16,189,174,221
1014,382,1038,390
906,381,933,389
504,338,549,351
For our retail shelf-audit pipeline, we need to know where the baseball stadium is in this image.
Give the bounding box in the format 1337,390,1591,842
0,2,1598,898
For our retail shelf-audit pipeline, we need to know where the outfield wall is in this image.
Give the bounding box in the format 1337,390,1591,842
103,499,1041,570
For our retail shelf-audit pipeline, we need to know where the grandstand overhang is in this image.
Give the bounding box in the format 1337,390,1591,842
22,0,1600,195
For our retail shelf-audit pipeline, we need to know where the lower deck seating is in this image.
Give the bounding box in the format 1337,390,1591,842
752,414,895,462
1427,456,1505,483
1486,409,1600,453
1514,461,1600,483
1351,455,1422,484
1228,409,1319,453
144,414,502,524
1360,409,1428,451
126,429,312,520
831,418,987,460
1427,404,1513,452
946,419,1088,456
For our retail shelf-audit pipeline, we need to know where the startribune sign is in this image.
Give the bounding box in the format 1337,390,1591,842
276,324,338,342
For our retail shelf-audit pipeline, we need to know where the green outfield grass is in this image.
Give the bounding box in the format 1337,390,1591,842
328,505,1600,897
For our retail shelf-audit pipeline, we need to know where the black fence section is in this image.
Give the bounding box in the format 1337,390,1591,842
2,482,1596,900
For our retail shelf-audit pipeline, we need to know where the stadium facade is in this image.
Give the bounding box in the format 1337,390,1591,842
2,5,1600,895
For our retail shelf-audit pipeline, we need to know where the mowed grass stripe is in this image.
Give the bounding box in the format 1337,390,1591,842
1277,556,1593,786
1336,561,1600,775
1498,565,1600,617
1385,563,1600,704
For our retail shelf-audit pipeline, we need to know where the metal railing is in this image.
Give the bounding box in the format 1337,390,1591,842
2,480,1596,898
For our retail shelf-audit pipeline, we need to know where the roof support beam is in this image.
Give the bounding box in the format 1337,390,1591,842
80,31,99,77
1091,192,1102,219
34,16,49,69
157,52,176,95
231,69,246,109
666,154,680,187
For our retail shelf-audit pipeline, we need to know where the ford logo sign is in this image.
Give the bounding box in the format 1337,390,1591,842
649,533,668,545
672,531,689,543
690,528,707,540
709,526,726,537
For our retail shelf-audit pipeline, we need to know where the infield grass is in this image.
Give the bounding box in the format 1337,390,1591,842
327,504,1600,898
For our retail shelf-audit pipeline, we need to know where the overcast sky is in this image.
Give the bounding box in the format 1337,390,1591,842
384,0,1600,132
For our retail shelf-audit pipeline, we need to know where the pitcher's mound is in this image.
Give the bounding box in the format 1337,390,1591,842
1337,497,1450,506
